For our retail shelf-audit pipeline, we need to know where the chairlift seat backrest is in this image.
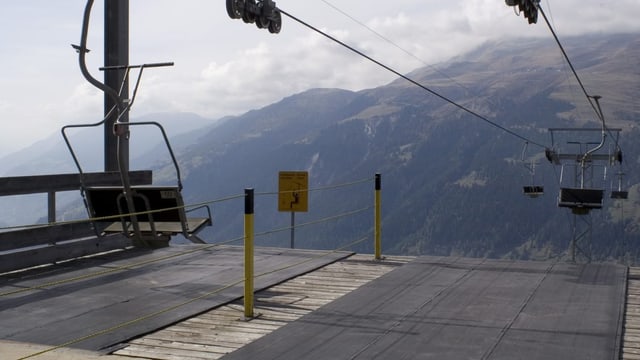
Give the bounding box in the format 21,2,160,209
85,185,211,241
87,185,183,222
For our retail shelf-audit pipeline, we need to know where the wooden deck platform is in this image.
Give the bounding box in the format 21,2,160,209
0,245,352,355
113,254,412,359
1,256,632,360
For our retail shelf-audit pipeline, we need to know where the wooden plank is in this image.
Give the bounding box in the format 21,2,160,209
0,171,152,196
624,268,640,359
168,322,280,337
116,343,220,360
183,314,288,329
132,337,240,354
0,234,131,273
624,347,640,356
0,222,95,252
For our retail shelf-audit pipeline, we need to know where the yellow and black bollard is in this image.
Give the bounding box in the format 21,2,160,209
374,173,382,260
244,188,255,318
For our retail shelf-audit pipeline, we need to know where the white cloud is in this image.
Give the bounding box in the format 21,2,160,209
58,83,103,122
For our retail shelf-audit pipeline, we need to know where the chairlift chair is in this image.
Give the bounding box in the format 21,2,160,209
558,187,604,214
611,191,628,200
67,6,212,247
85,64,212,246
556,161,605,215
523,185,544,198
611,171,628,200
521,143,544,198
548,100,619,215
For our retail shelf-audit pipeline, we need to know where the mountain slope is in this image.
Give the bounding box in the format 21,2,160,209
163,33,640,260
52,33,640,260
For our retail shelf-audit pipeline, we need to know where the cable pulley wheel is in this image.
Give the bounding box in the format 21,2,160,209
256,15,270,29
242,10,256,24
268,11,282,33
226,0,245,19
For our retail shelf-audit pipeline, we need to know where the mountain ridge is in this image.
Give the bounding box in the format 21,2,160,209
167,33,639,260
5,33,639,261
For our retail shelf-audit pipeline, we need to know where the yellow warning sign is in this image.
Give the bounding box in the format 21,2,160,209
278,171,309,212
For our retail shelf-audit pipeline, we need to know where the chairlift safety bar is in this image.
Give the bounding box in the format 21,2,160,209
99,62,174,71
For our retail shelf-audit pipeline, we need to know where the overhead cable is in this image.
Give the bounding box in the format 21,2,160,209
317,0,471,92
278,8,548,149
537,6,601,121
537,4,624,159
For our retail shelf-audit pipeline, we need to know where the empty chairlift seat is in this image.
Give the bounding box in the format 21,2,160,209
523,185,544,198
611,190,629,200
85,185,212,244
558,187,604,211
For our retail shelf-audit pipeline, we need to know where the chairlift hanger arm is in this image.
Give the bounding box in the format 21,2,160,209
73,0,148,245
74,0,123,116
98,63,181,189
104,62,174,119
582,96,607,164
99,62,175,71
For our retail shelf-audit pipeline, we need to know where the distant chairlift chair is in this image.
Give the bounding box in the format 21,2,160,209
611,170,629,200
523,185,544,198
553,153,605,215
554,148,625,213
546,112,624,215
521,142,544,198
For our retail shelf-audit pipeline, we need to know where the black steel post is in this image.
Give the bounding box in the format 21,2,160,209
104,0,129,172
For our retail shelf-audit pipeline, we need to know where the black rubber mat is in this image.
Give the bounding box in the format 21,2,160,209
0,245,351,351
222,256,626,360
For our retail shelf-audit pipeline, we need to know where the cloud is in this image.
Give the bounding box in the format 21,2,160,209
0,99,11,113
1,0,639,158
187,29,400,119
110,0,640,124
59,83,103,122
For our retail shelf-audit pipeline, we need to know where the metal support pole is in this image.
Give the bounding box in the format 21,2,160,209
48,191,56,224
244,188,255,318
290,212,295,249
374,173,382,260
104,0,129,172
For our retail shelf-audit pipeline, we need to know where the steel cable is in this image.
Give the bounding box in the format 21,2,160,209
278,8,548,149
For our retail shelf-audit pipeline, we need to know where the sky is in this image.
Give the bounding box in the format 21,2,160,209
0,0,639,159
